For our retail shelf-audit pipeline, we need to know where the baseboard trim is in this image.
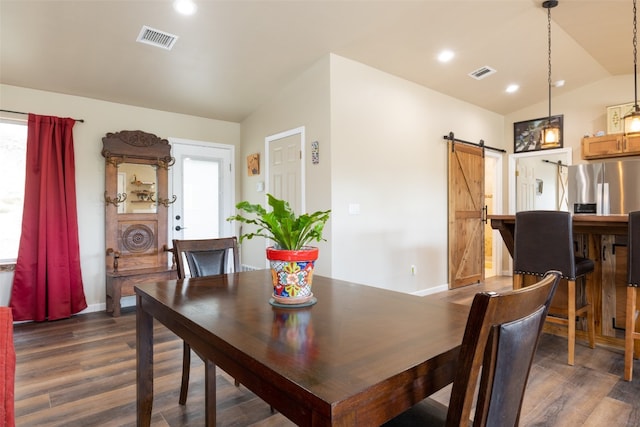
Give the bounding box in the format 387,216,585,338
411,283,449,297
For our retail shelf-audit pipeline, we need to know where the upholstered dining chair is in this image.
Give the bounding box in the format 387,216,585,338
172,237,240,405
384,270,561,427
512,210,595,366
625,211,640,381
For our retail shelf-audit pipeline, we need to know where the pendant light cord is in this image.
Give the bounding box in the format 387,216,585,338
547,4,553,121
634,0,638,110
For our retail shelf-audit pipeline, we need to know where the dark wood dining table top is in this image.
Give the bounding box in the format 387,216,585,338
135,269,469,426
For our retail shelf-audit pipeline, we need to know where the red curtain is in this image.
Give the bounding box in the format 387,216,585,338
10,114,87,321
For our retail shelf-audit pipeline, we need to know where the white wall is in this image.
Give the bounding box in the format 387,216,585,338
240,56,332,275
329,55,505,293
0,84,240,310
241,54,506,295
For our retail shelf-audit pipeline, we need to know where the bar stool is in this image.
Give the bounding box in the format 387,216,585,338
513,210,596,366
624,211,640,381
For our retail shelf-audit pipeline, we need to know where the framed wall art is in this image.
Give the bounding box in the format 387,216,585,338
606,102,634,134
247,153,260,176
513,115,563,153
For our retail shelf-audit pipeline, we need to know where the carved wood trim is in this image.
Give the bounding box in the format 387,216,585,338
101,130,173,165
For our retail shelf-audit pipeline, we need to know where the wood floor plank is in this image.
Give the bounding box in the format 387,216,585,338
582,397,633,427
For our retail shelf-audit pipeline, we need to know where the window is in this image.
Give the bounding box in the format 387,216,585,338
0,120,27,263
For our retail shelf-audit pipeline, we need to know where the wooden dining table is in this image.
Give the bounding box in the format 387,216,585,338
135,269,470,426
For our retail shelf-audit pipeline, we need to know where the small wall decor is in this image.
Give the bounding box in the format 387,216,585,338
311,141,319,164
247,153,260,176
607,102,635,134
514,115,563,153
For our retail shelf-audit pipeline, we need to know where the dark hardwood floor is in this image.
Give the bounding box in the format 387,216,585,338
12,276,640,426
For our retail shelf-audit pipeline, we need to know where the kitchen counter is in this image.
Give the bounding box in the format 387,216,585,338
489,214,629,257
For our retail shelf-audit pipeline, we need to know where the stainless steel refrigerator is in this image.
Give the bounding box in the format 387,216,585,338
568,159,640,215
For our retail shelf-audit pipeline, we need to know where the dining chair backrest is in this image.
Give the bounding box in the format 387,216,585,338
514,210,579,280
446,270,561,427
630,211,640,287
172,237,239,279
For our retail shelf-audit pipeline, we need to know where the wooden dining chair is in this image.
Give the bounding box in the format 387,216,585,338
625,211,640,381
512,210,595,366
172,237,240,405
384,270,561,427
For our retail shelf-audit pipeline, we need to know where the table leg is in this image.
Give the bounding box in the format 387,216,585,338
205,359,216,426
137,295,154,427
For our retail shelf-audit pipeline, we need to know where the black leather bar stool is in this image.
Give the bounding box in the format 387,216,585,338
625,211,640,381
513,210,595,366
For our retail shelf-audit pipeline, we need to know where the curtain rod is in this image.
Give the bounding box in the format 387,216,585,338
443,132,506,153
0,109,85,123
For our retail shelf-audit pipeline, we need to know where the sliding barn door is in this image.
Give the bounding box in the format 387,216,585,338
448,141,485,288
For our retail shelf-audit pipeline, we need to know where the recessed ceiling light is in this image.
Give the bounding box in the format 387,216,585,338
174,0,197,15
506,84,520,93
553,80,565,87
438,50,455,63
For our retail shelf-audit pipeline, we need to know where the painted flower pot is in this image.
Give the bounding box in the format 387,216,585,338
267,246,318,305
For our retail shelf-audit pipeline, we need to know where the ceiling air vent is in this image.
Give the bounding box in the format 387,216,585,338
136,26,178,50
468,66,497,80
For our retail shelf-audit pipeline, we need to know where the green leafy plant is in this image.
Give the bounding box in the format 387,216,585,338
227,194,330,250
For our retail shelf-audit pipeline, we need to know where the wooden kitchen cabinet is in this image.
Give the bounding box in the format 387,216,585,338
625,133,640,153
582,133,640,159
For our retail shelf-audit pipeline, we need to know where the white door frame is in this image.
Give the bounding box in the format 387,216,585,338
485,149,503,278
264,126,306,212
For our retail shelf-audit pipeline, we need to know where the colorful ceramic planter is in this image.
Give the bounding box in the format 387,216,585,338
266,246,318,305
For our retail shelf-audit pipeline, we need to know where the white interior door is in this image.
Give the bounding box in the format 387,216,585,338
266,127,304,213
516,161,536,211
169,138,234,243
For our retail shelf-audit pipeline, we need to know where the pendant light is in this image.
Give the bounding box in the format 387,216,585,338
541,0,560,148
624,0,640,134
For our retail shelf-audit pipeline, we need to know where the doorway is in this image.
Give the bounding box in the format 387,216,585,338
508,148,572,213
168,138,235,243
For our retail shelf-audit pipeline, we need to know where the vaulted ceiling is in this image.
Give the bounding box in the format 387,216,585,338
0,0,633,122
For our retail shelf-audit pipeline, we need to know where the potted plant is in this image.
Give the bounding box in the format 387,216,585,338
227,194,330,305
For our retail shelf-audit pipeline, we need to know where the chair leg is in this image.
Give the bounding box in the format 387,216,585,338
568,280,576,366
585,277,596,349
625,286,637,381
513,273,524,290
179,341,191,405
